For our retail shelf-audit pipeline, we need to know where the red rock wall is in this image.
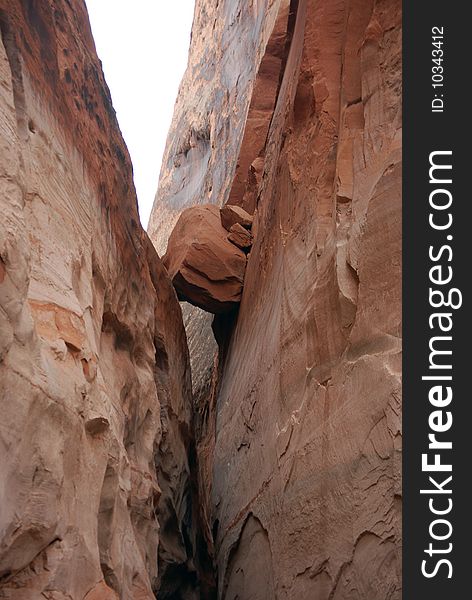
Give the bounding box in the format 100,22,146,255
0,0,402,597
151,0,402,598
0,1,201,598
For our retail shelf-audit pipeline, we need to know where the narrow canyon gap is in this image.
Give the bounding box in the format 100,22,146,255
0,1,401,600
150,0,402,598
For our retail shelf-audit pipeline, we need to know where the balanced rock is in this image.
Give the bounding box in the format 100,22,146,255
228,222,253,250
220,204,253,231
163,205,247,313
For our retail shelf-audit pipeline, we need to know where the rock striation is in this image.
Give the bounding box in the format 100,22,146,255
0,1,209,598
151,0,402,598
0,0,402,598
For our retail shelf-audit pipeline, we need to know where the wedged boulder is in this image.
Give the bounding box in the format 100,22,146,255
220,204,253,231
228,222,253,250
163,205,247,314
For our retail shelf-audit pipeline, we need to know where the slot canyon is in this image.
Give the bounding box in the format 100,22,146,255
0,0,401,598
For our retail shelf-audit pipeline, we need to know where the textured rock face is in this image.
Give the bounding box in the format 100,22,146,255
151,0,402,599
0,1,203,598
219,206,253,233
163,205,247,314
227,224,253,251
0,0,402,596
149,0,297,517
148,1,291,256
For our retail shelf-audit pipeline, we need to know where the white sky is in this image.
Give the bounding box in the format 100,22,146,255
85,0,195,228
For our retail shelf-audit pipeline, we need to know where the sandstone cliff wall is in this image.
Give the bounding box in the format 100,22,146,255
0,2,202,598
0,0,402,597
150,0,402,598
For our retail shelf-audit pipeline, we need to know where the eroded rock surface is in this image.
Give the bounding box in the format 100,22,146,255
0,0,402,597
227,224,253,251
163,205,247,314
151,0,402,599
149,3,298,540
0,1,207,598
219,205,253,232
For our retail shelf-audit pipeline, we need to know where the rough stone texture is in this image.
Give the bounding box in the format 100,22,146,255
227,224,253,251
152,0,402,599
147,1,295,480
0,0,402,596
148,1,292,256
0,2,205,598
163,205,247,314
148,2,296,538
219,206,253,232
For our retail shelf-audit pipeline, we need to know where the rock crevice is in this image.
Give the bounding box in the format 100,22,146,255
152,0,402,598
0,0,401,598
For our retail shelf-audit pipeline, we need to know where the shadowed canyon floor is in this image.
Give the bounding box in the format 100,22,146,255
0,0,401,599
